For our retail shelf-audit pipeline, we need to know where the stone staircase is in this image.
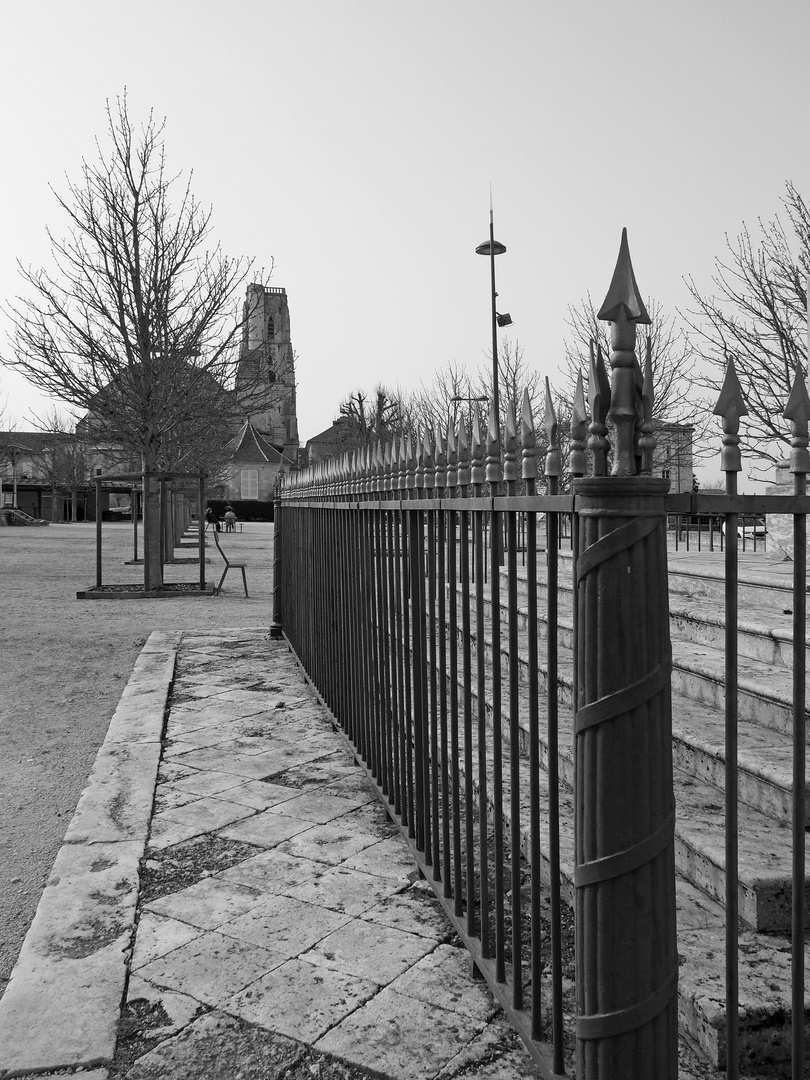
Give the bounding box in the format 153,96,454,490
449,545,809,1075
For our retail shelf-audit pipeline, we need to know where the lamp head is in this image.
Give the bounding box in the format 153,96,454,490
496,312,513,328
475,240,506,256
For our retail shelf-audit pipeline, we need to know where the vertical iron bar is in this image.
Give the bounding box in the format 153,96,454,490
506,501,522,1009
527,503,543,1042
546,487,565,1073
401,502,415,833
386,505,401,814
460,504,475,937
199,474,206,593
489,498,505,983
394,505,409,828
450,501,463,914
725,484,740,1080
428,505,441,877
159,477,167,573
132,485,138,563
95,475,102,588
410,503,429,856
791,475,806,1080
370,506,383,788
438,505,452,896
474,504,490,957
349,507,363,754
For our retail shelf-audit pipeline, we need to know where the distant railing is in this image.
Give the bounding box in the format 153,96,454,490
668,512,768,552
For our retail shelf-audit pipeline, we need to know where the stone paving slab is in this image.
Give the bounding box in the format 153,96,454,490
0,630,179,1078
0,628,545,1080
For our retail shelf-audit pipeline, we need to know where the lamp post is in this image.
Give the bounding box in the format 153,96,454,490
476,207,510,565
1,442,34,510
475,206,511,446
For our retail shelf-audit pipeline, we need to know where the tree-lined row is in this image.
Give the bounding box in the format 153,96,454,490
1,91,808,580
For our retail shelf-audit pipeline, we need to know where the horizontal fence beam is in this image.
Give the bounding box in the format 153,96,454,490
280,492,804,515
666,492,809,514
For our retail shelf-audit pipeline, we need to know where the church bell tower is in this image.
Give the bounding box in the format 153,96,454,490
235,284,299,457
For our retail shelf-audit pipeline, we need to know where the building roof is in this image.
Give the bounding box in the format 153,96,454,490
226,420,296,465
303,417,357,463
0,431,77,454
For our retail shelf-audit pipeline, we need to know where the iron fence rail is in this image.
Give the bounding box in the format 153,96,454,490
279,491,572,1077
276,483,808,1079
275,230,810,1076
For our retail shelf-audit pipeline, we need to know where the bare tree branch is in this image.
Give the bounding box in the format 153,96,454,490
682,181,809,466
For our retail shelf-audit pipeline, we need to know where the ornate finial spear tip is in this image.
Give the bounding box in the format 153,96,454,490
596,227,652,325
520,387,534,437
713,356,749,419
487,397,499,446
572,369,587,428
784,369,810,424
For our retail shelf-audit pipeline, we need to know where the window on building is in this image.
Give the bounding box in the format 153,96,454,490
241,469,258,500
266,316,275,340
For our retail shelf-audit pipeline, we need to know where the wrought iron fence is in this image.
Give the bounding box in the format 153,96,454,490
273,232,808,1079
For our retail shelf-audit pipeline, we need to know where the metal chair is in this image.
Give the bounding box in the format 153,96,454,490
211,528,249,596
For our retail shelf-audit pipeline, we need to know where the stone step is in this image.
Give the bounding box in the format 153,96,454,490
509,559,810,675
489,588,804,737
455,593,808,827
454,660,809,934
447,704,810,1072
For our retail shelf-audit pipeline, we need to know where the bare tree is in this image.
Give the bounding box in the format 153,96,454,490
408,341,540,437
403,342,572,489
407,360,479,436
473,338,544,428
32,407,89,521
3,95,268,587
337,385,413,452
683,181,809,469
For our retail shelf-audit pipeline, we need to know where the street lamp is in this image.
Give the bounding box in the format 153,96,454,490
1,442,34,509
475,206,511,448
475,207,510,566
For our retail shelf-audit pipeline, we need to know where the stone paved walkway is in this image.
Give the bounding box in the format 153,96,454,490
0,629,542,1080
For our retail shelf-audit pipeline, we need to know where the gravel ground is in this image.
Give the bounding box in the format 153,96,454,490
0,519,275,1001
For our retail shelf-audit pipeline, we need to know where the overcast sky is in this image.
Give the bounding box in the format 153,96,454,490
1,0,808,484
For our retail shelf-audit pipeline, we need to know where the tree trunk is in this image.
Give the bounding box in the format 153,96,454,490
142,453,163,591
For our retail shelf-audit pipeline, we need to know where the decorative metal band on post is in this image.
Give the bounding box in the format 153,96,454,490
574,230,678,1079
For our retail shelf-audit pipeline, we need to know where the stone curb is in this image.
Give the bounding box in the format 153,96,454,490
0,632,181,1079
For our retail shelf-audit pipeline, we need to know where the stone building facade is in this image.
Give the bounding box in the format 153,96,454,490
654,421,694,493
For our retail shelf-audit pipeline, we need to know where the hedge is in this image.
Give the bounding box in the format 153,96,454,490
206,498,274,522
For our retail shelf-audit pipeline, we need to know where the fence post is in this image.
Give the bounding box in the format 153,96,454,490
270,478,283,638
574,230,678,1079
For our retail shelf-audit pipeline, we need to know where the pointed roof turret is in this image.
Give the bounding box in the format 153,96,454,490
227,419,295,465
